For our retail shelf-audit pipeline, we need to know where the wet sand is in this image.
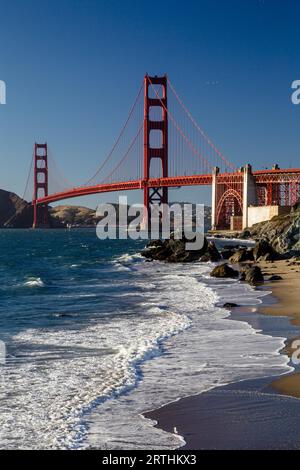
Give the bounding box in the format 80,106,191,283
146,378,300,450
259,259,300,398
146,258,300,449
259,259,300,325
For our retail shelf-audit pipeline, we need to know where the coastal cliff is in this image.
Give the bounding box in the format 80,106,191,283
0,189,94,228
243,204,300,254
0,189,97,228
0,189,33,228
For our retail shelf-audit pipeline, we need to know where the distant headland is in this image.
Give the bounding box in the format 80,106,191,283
0,189,212,230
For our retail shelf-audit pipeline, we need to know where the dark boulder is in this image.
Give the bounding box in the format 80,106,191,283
141,238,169,259
210,263,239,279
146,239,164,248
220,248,235,260
200,241,221,262
239,229,252,239
229,248,254,263
142,234,208,263
200,253,211,262
207,241,222,261
268,275,283,281
141,248,155,259
241,265,264,285
253,240,280,262
223,302,239,308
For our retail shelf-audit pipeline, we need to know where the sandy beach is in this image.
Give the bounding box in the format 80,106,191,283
146,258,300,449
259,259,300,325
259,259,300,399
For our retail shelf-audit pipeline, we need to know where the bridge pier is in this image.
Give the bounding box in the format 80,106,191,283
33,202,49,229
242,164,258,229
211,167,245,231
211,166,219,230
143,75,168,232
32,143,49,228
211,164,264,231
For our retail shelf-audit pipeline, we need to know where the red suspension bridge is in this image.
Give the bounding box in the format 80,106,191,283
25,75,300,230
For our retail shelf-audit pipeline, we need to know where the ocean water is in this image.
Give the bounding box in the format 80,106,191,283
0,229,292,449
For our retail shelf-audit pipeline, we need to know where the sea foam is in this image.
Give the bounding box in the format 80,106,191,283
24,277,45,288
0,251,292,450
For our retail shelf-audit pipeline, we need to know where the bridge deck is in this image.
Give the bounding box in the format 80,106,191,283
34,169,300,205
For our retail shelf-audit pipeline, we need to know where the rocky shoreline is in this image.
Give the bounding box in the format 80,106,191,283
141,203,300,291
143,206,300,450
145,253,300,450
141,233,299,291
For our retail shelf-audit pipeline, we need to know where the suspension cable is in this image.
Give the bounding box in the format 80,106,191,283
148,77,213,172
22,151,34,202
47,147,74,189
100,121,143,184
167,78,237,171
84,80,144,185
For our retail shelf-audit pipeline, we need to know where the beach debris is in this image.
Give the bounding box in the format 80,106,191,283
210,263,239,279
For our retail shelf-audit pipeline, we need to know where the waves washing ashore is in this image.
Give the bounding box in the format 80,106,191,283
85,257,291,449
0,231,292,449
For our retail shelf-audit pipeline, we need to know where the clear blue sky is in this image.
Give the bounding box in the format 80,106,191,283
0,0,299,208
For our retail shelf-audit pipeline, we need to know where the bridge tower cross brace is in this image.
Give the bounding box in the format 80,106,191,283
143,75,168,228
32,143,49,228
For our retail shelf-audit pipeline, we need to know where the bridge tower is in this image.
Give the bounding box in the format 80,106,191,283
143,74,168,229
32,143,49,228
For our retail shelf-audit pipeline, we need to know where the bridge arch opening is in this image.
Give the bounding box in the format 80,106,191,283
216,188,243,230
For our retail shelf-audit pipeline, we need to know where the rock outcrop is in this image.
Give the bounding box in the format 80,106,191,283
243,204,300,255
229,247,254,263
0,189,103,228
240,265,264,285
220,248,236,260
210,263,239,279
200,241,222,262
252,239,280,261
0,190,33,228
141,234,208,262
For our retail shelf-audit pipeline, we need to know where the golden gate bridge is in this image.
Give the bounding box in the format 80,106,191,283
23,75,300,230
